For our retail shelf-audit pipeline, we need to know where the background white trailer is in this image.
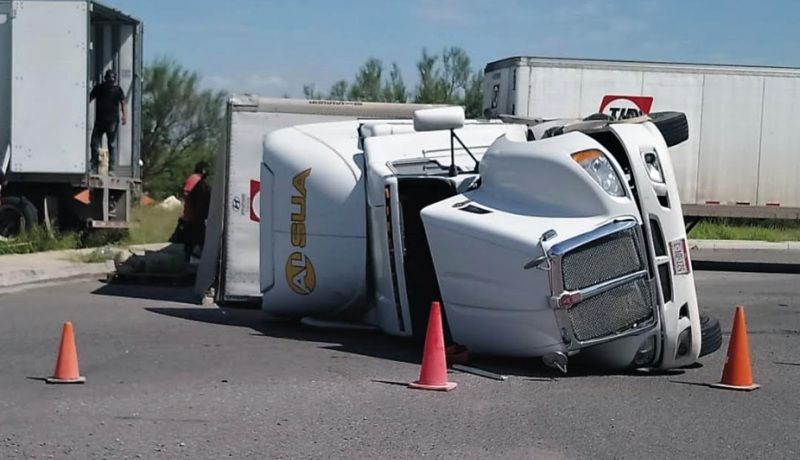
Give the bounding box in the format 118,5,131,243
195,96,440,304
483,56,800,219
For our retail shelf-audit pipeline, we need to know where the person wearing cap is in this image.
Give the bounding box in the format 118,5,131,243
89,69,127,174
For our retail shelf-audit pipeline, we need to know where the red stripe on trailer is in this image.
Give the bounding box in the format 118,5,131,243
705,200,720,205
735,201,750,206
766,202,781,207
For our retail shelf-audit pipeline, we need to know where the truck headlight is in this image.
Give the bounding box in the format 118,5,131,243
571,150,625,197
642,151,665,183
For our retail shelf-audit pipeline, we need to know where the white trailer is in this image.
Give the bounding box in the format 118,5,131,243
0,0,142,234
483,56,800,220
194,96,441,304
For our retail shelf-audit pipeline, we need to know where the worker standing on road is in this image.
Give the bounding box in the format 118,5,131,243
180,161,212,261
89,69,127,175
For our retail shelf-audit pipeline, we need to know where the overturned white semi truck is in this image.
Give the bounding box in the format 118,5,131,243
258,107,722,371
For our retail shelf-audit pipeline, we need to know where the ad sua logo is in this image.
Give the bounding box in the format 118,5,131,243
599,95,654,120
285,169,316,295
286,252,316,295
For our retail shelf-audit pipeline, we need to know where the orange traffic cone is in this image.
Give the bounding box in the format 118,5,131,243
711,306,759,391
46,322,86,384
409,302,457,391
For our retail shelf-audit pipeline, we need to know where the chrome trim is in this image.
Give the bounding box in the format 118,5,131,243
551,271,648,310
554,278,658,348
550,218,638,257
576,270,649,302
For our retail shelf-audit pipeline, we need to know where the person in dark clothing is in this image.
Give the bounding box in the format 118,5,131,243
89,69,127,174
180,161,212,261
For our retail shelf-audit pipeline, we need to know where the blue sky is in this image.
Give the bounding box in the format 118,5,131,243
106,0,800,97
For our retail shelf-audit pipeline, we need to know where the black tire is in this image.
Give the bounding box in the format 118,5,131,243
699,313,723,358
0,196,39,238
649,111,689,147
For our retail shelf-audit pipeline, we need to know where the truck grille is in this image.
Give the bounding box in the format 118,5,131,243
561,227,645,291
567,278,654,341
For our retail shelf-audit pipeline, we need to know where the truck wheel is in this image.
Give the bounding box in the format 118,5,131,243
0,196,39,238
699,313,723,357
649,111,689,147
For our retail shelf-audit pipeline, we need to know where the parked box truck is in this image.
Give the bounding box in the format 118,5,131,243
0,0,142,235
483,56,800,220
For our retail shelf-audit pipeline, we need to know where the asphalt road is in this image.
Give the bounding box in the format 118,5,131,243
1,272,798,459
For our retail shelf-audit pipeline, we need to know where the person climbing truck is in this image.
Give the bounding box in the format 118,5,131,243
89,69,127,174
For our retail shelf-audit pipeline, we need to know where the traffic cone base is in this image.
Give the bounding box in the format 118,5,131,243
45,375,86,384
408,302,457,392
709,382,759,391
409,381,457,391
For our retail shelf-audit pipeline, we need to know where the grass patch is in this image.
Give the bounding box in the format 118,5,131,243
126,205,181,245
0,226,79,255
689,218,800,242
0,204,181,256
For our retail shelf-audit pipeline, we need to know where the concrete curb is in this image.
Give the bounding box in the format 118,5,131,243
689,239,800,252
689,240,800,273
0,243,171,291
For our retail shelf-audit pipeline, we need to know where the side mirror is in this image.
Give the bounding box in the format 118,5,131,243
414,107,465,132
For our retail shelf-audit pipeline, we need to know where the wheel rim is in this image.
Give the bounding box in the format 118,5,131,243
0,205,24,238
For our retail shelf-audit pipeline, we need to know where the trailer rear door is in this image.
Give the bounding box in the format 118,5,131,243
10,0,88,173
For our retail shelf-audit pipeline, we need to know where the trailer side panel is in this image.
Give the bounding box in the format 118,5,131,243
10,0,88,173
757,77,800,207
696,74,763,205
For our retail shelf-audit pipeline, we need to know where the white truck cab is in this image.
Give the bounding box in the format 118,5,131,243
259,107,716,371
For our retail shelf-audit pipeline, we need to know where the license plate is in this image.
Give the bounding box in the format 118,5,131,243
669,238,691,275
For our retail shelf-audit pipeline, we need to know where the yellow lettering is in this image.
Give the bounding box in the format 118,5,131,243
291,195,306,222
292,168,311,196
291,223,306,247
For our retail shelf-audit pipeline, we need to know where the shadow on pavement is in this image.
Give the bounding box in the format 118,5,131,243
91,283,200,305
145,305,689,379
147,306,421,365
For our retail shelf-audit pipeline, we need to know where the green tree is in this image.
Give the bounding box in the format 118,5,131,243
414,48,444,104
301,47,484,115
463,71,485,118
441,46,471,103
383,62,408,103
302,84,323,100
414,46,484,117
348,58,384,101
141,58,226,199
328,80,349,100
